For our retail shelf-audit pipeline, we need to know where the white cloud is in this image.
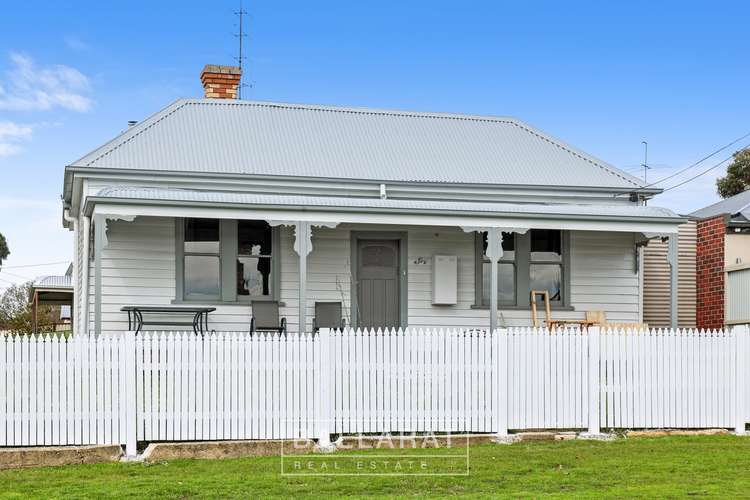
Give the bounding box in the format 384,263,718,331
0,120,33,157
0,52,92,112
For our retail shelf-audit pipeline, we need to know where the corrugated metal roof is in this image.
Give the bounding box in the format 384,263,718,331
32,275,72,290
94,186,680,220
71,99,646,190
690,189,750,219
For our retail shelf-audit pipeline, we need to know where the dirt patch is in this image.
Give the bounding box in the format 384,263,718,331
142,439,316,462
0,445,122,470
626,428,730,438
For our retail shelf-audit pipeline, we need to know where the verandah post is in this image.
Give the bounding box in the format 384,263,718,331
123,329,137,456
587,325,601,435
317,328,333,447
734,325,747,435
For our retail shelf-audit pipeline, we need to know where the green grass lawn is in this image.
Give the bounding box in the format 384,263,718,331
2,436,750,498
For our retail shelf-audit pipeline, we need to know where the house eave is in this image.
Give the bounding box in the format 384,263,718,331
63,165,662,203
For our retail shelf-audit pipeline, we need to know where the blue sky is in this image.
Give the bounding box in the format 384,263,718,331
1,0,749,288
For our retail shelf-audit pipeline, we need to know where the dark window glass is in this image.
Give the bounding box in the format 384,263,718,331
530,229,561,262
184,219,220,253
237,220,273,297
238,220,272,256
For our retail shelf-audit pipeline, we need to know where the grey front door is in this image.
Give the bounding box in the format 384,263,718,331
357,239,400,328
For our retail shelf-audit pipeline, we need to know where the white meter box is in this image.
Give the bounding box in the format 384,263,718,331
432,254,457,305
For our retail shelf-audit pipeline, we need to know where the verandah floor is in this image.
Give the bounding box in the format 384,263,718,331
2,435,750,498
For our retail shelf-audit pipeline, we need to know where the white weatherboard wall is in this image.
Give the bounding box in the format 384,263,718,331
90,217,640,333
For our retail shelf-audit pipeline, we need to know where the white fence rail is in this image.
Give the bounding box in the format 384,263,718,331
1,326,748,452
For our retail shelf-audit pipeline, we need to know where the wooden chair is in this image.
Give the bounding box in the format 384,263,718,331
250,301,287,333
313,301,346,332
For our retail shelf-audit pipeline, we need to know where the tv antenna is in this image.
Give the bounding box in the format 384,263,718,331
641,141,651,183
234,1,249,99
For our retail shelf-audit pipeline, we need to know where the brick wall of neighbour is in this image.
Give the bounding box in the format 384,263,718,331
696,216,726,329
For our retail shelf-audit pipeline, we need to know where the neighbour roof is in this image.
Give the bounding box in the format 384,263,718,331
91,187,680,221
70,99,647,190
32,275,72,290
689,190,750,219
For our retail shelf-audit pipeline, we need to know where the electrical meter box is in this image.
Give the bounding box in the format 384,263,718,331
432,255,457,305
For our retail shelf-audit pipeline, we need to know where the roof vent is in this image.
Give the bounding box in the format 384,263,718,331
200,64,242,100
127,120,138,128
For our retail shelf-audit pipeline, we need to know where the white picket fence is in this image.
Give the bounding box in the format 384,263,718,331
0,326,748,452
135,331,318,442
0,334,131,447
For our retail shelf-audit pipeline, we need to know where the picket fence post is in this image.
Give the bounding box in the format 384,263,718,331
495,328,508,438
734,325,747,435
316,328,333,448
587,326,601,435
123,330,137,456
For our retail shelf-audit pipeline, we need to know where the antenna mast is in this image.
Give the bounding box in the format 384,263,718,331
234,1,248,99
641,141,651,183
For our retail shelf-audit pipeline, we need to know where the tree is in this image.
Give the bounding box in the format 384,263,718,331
0,282,58,333
0,232,8,268
716,148,750,198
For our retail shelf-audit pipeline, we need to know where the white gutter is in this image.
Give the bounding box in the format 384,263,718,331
62,209,79,334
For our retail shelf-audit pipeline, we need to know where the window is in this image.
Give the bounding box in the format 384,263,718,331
475,229,568,308
480,232,516,305
178,218,278,302
183,219,221,300
237,220,273,297
530,229,563,303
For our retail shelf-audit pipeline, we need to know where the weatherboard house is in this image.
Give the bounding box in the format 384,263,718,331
61,65,684,336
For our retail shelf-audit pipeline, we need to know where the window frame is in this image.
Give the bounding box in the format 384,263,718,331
474,230,571,309
175,218,281,304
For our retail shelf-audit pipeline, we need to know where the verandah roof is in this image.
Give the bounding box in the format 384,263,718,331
85,187,684,235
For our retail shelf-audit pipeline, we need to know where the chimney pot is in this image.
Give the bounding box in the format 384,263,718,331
200,64,242,100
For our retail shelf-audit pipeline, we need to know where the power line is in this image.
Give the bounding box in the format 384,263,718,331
659,146,749,193
0,261,69,269
616,130,750,196
0,270,33,280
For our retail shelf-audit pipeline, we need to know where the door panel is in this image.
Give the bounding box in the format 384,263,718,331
357,239,400,328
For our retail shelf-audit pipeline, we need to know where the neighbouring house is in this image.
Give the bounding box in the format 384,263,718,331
29,263,74,332
690,190,750,329
642,221,697,328
60,64,685,335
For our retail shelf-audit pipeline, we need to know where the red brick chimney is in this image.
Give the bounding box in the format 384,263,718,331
200,64,242,99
